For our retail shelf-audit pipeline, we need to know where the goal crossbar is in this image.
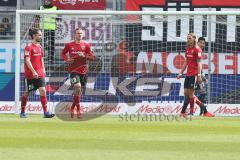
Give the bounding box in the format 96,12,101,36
16,10,240,16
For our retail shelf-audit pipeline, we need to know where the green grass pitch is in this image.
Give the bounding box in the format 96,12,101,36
0,115,240,160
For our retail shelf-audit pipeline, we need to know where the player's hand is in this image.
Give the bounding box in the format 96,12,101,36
67,58,74,64
78,52,85,58
204,78,208,84
197,75,202,84
33,71,38,79
177,73,182,79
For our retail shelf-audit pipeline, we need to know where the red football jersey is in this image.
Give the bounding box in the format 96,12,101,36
185,46,202,76
61,40,94,74
24,43,45,79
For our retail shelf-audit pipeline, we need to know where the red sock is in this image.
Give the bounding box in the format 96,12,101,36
21,95,28,113
76,104,80,113
40,96,48,113
71,103,75,111
74,95,80,105
75,95,80,113
195,97,203,107
189,97,195,113
71,95,80,111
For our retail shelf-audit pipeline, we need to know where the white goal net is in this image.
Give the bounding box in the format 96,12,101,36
15,10,240,116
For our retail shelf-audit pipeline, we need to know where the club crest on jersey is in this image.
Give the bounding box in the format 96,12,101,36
81,45,85,51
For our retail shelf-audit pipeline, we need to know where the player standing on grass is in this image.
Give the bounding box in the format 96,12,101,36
20,29,55,118
180,37,210,116
177,33,214,117
61,28,95,118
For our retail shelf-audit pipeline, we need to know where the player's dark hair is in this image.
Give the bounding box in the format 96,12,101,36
29,28,40,39
198,37,206,42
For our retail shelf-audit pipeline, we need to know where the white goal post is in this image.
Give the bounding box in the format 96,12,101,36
15,10,240,115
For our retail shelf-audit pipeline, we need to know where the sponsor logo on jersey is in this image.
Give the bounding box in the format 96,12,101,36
33,53,42,56
198,52,201,57
187,54,193,58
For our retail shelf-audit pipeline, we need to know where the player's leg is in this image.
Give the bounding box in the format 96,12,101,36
20,91,29,118
182,76,195,115
198,87,206,103
180,77,190,115
198,83,207,115
180,90,189,116
193,95,213,116
190,92,214,117
188,76,199,114
20,79,32,118
193,81,214,116
38,87,47,114
181,97,189,113
70,73,81,118
200,97,214,117
188,88,196,115
73,83,81,118
188,84,206,115
71,83,81,118
76,74,86,118
37,78,55,118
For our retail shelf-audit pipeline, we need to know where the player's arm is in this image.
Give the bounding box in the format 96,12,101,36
201,72,208,83
197,59,202,83
84,52,95,61
24,50,38,78
196,49,202,83
177,60,187,79
42,58,46,75
61,43,74,64
180,61,187,74
61,44,68,62
197,59,202,76
178,50,188,78
41,48,46,75
84,43,95,61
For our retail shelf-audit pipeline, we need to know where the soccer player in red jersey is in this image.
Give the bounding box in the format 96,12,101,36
20,29,55,118
177,33,214,117
180,37,209,115
61,28,95,118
